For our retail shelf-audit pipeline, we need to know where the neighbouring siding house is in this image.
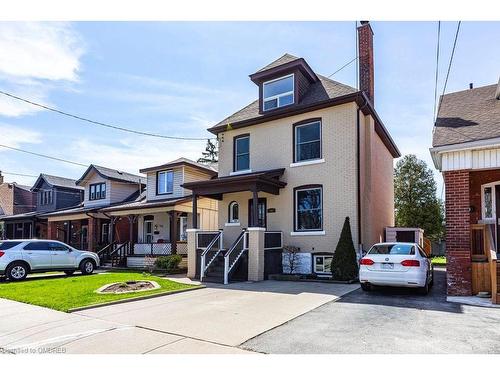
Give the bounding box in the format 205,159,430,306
102,158,218,268
40,165,145,252
430,79,500,303
183,21,400,283
1,174,84,240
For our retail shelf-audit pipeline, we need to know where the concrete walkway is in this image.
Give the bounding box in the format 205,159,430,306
0,280,358,354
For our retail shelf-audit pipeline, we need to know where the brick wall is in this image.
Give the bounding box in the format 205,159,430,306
444,170,472,296
469,169,500,224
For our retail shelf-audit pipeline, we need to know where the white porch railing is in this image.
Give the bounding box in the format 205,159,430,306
223,230,248,284
197,230,224,282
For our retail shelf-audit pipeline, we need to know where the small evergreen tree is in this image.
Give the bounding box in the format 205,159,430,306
330,217,358,281
197,139,218,165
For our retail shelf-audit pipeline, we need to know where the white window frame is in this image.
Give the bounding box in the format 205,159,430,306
229,201,240,223
295,186,323,232
263,74,294,111
179,216,188,241
481,182,499,221
294,120,322,163
313,254,333,274
157,170,174,195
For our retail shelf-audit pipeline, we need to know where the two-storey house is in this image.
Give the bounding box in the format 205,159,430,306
183,21,400,283
1,174,83,240
102,158,218,268
41,165,145,251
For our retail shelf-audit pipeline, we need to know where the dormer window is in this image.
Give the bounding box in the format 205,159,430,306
157,170,174,195
263,74,294,111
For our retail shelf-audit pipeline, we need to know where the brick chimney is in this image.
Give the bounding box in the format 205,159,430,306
357,21,375,104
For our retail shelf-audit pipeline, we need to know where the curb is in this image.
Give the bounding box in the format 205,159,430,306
68,285,205,313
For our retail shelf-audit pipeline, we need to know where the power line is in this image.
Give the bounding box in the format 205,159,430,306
0,144,88,167
328,57,359,78
436,21,461,120
0,171,38,178
0,90,212,141
433,21,441,121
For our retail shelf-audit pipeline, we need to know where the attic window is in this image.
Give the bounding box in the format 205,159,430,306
263,74,294,111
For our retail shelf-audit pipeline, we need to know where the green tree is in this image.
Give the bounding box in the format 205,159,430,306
330,217,358,281
197,139,218,165
394,154,444,240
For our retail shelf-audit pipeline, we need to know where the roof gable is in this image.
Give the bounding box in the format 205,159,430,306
76,164,145,186
139,157,217,175
31,173,82,191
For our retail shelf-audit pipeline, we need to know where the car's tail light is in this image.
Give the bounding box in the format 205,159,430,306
360,258,374,265
401,259,420,267
0,251,4,258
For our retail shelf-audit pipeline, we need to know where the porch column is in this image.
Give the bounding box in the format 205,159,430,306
127,215,137,245
444,170,472,296
252,189,259,227
47,221,57,240
187,228,201,278
169,211,179,254
110,216,119,244
87,217,96,251
247,227,265,281
192,194,198,229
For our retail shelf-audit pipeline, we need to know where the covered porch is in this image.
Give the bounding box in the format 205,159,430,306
182,169,287,283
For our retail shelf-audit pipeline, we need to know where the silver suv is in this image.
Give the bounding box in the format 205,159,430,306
0,240,100,281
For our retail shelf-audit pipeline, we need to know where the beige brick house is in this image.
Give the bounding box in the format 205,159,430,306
183,21,400,283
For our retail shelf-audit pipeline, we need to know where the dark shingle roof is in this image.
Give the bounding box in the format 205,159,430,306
433,84,500,147
256,53,301,73
76,164,146,185
211,74,357,129
34,174,83,191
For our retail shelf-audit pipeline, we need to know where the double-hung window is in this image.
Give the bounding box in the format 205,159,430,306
295,120,321,162
89,183,106,201
157,170,174,195
234,135,250,172
263,74,294,111
295,186,323,231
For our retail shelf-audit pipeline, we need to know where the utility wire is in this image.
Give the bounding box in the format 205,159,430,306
436,21,461,120
0,90,212,141
0,144,88,167
328,57,358,78
0,171,38,178
432,21,441,121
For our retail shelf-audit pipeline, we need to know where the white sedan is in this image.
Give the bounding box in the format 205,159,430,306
359,242,434,294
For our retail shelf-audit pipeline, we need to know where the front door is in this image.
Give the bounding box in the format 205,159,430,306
248,198,267,228
496,185,500,252
144,220,153,243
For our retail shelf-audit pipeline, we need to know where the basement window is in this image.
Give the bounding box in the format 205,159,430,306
263,74,294,111
313,255,333,274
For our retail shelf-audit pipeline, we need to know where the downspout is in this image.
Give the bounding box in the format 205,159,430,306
357,94,368,254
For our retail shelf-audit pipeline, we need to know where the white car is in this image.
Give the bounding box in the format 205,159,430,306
0,239,100,281
359,242,433,294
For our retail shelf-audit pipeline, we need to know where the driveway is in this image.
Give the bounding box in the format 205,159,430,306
0,279,357,354
242,268,500,354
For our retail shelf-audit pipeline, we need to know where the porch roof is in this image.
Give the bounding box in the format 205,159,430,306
181,168,287,200
0,211,39,222
100,196,191,214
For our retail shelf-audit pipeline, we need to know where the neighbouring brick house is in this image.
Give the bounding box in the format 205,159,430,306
0,172,36,238
431,80,500,303
1,174,84,240
183,21,400,283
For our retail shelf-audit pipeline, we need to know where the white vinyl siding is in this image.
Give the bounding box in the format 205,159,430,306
83,170,139,207
440,147,500,171
146,168,183,201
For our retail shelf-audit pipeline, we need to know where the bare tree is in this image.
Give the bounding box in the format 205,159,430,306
283,245,301,274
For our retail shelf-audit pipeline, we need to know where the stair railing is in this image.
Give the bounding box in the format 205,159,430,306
223,229,248,284
96,241,116,263
109,242,130,267
200,231,223,282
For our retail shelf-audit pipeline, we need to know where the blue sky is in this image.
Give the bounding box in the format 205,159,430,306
0,21,499,196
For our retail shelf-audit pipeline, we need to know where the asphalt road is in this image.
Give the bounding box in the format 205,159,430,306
241,268,500,354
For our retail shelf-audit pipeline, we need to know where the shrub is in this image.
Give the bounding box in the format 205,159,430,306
154,254,182,272
330,217,358,281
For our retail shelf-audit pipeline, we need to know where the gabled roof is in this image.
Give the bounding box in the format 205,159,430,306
139,157,217,176
76,164,146,186
210,74,357,131
31,173,83,191
432,83,500,147
249,53,318,84
255,53,301,73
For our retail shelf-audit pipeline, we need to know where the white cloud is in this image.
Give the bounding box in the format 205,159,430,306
0,22,84,117
0,123,42,148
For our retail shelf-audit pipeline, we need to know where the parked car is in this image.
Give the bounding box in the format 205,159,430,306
0,240,100,281
359,242,433,294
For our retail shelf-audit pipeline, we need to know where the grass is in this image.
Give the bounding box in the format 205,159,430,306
0,271,196,312
431,256,446,266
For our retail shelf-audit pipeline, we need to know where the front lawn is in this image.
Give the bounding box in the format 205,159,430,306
0,272,196,312
431,256,446,266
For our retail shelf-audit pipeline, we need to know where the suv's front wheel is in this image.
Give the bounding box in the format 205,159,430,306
80,259,95,275
6,262,29,281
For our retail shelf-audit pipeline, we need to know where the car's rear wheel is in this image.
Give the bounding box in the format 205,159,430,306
80,259,95,275
429,270,434,287
360,283,371,291
6,262,28,281
418,281,430,295
64,270,75,276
